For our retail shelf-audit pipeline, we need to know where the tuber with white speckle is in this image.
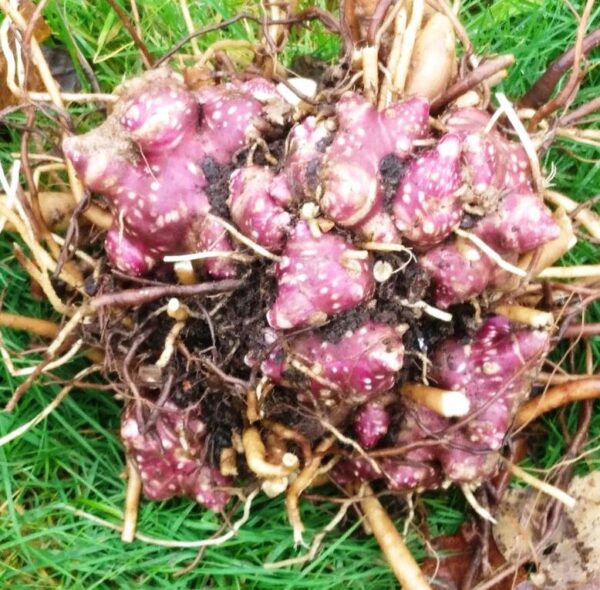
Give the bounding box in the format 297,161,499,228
121,402,231,511
62,61,561,512
63,68,290,277
334,316,550,489
52,9,576,578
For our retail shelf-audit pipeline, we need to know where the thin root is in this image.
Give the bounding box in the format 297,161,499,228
285,436,335,547
461,484,497,524
243,426,299,479
505,461,576,509
60,488,259,548
265,496,353,569
516,377,600,427
0,366,99,447
455,228,527,277
121,459,142,543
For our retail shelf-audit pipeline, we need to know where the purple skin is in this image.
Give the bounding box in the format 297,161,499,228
353,402,391,448
121,402,231,511
67,69,558,503
228,118,332,250
263,321,405,403
446,107,533,194
332,454,442,490
418,109,559,308
421,191,559,308
392,133,464,247
319,93,430,241
228,166,292,252
63,68,288,277
267,221,375,330
269,116,332,206
420,238,495,309
461,132,498,201
421,315,549,481
334,317,549,489
475,191,560,252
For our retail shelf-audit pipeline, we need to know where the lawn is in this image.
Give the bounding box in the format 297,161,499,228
1,0,600,588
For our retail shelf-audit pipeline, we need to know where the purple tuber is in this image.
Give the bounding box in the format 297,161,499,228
63,68,290,277
263,320,405,403
266,221,375,330
121,402,230,510
335,316,549,489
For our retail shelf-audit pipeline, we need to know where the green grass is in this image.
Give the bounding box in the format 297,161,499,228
1,0,600,587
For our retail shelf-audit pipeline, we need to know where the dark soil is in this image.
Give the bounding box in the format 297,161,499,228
380,153,408,213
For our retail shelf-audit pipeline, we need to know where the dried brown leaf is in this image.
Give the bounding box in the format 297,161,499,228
20,0,52,42
0,0,50,108
422,522,527,589
494,471,600,589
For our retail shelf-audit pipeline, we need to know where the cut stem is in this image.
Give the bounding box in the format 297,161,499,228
401,383,470,417
537,265,600,279
392,0,424,96
361,45,379,102
173,261,198,285
494,305,554,329
360,484,432,590
378,5,407,109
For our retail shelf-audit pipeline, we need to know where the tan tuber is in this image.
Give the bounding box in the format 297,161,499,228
405,13,457,100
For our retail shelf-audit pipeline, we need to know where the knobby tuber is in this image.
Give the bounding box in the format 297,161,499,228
61,59,562,517
4,1,587,585
334,316,549,489
63,69,289,277
121,402,231,510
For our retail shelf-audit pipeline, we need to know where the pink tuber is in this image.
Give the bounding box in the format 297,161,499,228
263,320,405,403
63,68,290,277
60,62,561,525
266,221,375,330
319,92,430,242
353,401,392,449
420,108,560,307
228,165,292,252
121,402,231,511
392,133,464,247
269,116,332,205
335,316,549,489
